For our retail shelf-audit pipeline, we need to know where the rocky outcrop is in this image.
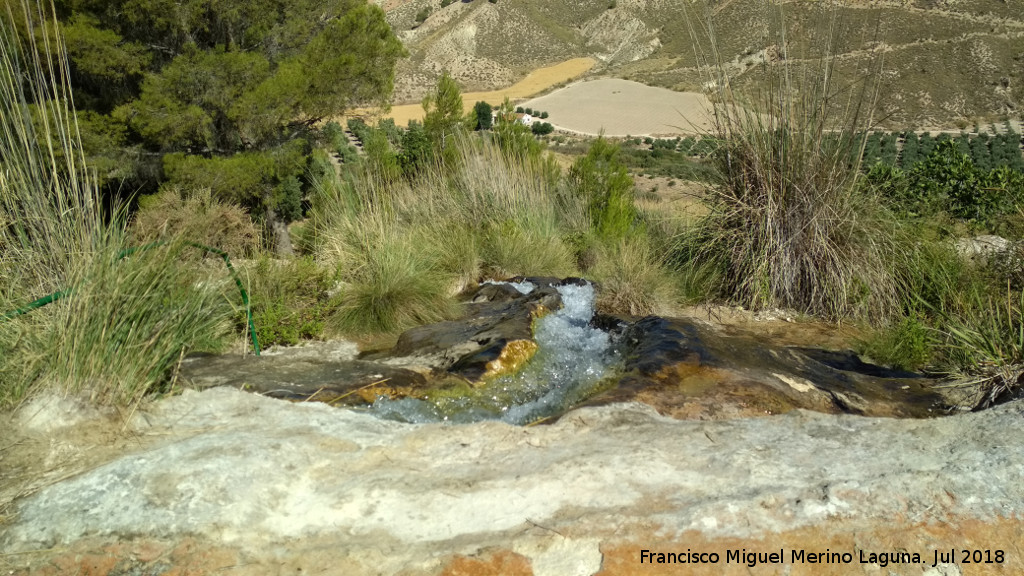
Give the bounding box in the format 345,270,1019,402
178,278,566,406
585,316,948,419
2,388,1023,575
180,279,959,420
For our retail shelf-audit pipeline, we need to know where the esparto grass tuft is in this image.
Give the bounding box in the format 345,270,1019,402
685,0,908,321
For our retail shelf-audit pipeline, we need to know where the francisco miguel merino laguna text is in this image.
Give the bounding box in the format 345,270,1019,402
639,548,934,568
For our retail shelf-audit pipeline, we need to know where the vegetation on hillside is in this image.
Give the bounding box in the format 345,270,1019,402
11,0,406,253
1,3,236,406
3,0,1024,412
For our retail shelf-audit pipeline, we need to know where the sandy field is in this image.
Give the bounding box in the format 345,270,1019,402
351,57,596,126
523,77,716,136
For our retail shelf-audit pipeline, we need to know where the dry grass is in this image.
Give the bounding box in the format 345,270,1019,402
683,0,910,321
589,236,680,316
310,135,586,334
130,187,260,258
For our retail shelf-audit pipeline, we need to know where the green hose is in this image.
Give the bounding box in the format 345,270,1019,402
1,240,261,356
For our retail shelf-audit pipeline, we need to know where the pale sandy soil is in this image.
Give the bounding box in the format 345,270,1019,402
349,57,596,126
523,78,717,136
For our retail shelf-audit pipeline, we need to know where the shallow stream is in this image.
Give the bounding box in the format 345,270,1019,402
370,281,618,424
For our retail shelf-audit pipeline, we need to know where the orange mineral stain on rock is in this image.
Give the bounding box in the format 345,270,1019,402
439,548,533,576
483,339,539,380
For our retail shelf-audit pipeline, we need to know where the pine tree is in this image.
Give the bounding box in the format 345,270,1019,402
422,71,466,157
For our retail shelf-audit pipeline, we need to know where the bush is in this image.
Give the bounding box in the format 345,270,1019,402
414,7,431,26
878,140,1024,230
531,121,554,136
131,187,261,257
322,121,347,152
914,283,1024,409
567,136,637,240
589,236,677,315
686,6,906,320
243,256,337,347
859,314,935,371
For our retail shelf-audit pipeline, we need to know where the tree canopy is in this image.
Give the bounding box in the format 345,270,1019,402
30,0,406,252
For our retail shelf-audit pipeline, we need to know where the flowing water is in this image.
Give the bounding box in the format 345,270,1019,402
370,282,617,424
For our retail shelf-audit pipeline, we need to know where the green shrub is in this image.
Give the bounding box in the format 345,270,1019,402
878,140,1024,230
859,314,935,371
568,136,638,240
929,285,1024,408
589,236,677,315
331,236,456,334
243,256,336,347
531,121,554,135
322,121,347,152
414,7,431,26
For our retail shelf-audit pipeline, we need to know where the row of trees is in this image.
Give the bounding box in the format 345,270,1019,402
863,130,1024,172
338,72,551,183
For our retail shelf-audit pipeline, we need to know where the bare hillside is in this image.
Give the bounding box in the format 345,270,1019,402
382,0,1024,128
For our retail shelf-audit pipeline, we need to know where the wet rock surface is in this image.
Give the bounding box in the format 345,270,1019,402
180,279,956,421
584,316,947,419
179,278,568,407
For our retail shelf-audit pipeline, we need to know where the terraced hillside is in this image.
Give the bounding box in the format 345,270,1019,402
378,0,1024,129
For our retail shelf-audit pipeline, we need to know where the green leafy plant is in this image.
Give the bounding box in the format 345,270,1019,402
568,136,638,241
244,257,336,347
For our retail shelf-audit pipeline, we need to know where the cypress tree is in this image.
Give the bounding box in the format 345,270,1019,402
972,133,992,172
919,132,936,159
900,132,920,168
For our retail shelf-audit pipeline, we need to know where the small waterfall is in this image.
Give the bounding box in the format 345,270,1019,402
369,281,616,424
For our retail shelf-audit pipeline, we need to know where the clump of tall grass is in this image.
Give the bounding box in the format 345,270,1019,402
684,3,907,320
935,285,1024,408
0,2,234,407
588,236,680,316
131,186,260,259
310,135,585,334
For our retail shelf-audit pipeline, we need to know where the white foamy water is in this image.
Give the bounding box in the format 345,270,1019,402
369,282,617,425
482,279,535,294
